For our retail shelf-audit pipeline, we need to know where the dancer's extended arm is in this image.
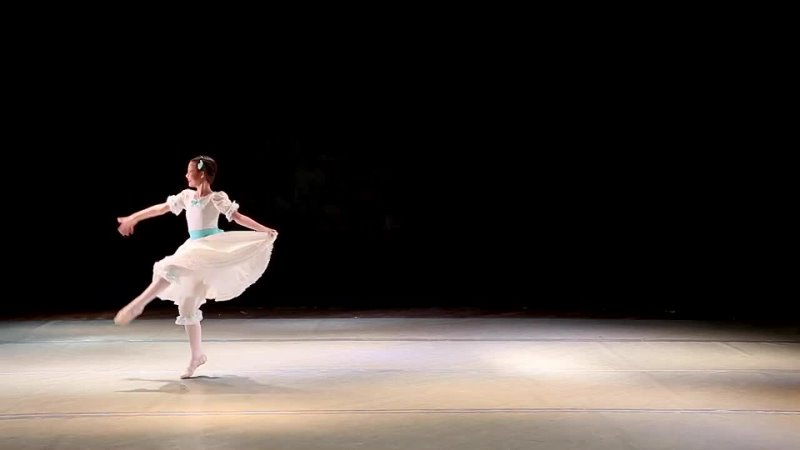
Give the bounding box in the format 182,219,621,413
117,203,171,236
232,211,278,236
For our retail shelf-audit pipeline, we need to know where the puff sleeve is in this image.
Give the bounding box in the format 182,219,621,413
211,191,240,222
166,190,188,215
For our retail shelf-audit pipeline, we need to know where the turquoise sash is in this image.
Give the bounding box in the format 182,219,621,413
189,228,223,240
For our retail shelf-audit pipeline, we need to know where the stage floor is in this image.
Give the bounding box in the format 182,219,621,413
1,309,798,449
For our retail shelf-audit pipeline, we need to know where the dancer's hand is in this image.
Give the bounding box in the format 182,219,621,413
258,227,278,239
117,217,137,236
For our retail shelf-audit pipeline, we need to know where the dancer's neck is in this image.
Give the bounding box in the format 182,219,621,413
195,184,212,198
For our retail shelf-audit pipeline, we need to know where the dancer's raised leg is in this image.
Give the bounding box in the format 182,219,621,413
114,277,170,325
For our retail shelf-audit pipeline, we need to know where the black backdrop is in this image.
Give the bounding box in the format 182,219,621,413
7,88,794,322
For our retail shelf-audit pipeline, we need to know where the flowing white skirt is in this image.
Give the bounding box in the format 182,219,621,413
152,231,277,304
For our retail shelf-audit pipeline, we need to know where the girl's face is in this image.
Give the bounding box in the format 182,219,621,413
185,162,204,187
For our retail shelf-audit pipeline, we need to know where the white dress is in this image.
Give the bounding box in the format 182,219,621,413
152,189,277,318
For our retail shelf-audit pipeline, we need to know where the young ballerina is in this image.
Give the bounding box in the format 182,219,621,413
114,155,278,378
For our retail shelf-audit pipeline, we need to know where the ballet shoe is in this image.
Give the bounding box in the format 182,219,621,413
181,355,207,379
114,303,143,326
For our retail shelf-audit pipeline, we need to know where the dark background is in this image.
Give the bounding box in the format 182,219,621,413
6,65,794,322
